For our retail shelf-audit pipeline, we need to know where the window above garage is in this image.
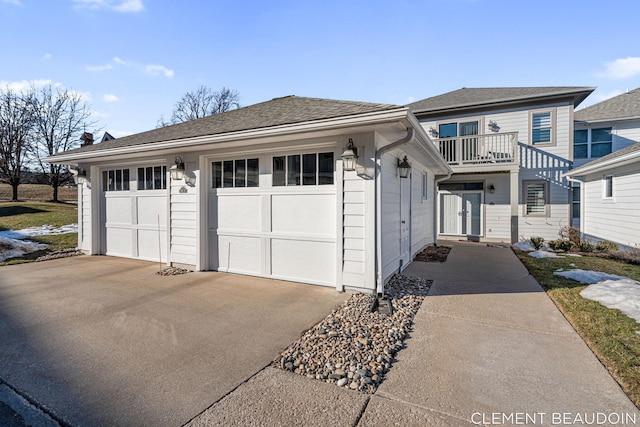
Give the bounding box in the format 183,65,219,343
137,166,167,190
102,168,130,191
212,158,259,188
273,152,334,186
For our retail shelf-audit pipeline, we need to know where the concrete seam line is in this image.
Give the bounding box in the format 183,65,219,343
180,362,274,427
371,392,473,424
352,396,371,426
0,378,69,427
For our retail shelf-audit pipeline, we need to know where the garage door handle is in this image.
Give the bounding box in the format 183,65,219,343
401,220,406,224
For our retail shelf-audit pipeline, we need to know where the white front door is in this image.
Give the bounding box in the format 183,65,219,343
440,191,483,236
400,174,411,267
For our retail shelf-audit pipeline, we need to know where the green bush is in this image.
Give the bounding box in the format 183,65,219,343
549,239,572,252
578,241,595,252
530,236,545,250
595,240,619,252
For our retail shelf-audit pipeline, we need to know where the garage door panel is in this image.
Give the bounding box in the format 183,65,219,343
105,197,132,225
137,196,167,226
217,235,262,274
271,194,335,236
271,239,335,285
137,229,167,261
106,227,133,257
213,195,261,231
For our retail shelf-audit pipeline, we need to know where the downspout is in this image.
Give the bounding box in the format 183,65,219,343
375,127,414,296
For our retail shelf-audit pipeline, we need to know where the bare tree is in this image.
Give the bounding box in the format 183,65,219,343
30,84,96,202
0,87,34,201
158,86,240,127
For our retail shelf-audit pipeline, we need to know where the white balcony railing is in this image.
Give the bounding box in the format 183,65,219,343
435,132,518,167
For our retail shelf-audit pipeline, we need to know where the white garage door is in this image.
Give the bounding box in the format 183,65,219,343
102,166,168,262
208,152,336,286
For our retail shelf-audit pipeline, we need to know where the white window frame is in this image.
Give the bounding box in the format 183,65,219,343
529,108,556,146
211,158,259,189
435,116,484,138
272,151,334,187
602,174,613,200
523,180,549,217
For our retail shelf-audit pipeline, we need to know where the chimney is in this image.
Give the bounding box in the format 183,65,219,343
80,132,94,147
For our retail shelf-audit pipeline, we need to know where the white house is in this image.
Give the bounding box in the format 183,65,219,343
408,87,595,243
571,88,640,228
565,88,640,249
46,96,451,294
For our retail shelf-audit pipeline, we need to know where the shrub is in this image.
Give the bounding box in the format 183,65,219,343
548,239,572,252
595,240,619,252
578,241,595,252
608,248,640,265
530,236,545,250
559,226,581,246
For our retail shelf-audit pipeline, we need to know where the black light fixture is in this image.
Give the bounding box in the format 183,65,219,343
489,184,495,193
397,156,411,178
170,156,185,180
341,138,358,171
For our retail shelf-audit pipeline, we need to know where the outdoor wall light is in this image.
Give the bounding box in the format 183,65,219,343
428,127,439,138
489,184,495,193
397,156,411,178
341,138,359,171
73,167,86,184
170,156,185,180
488,120,499,132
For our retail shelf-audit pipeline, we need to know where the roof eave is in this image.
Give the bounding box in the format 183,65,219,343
566,150,640,177
45,107,411,163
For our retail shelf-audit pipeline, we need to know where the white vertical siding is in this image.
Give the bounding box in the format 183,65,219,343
582,162,640,248
410,166,435,253
380,150,401,281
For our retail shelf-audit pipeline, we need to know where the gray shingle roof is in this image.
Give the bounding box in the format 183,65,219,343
574,88,640,122
409,87,595,114
570,140,640,174
51,96,400,158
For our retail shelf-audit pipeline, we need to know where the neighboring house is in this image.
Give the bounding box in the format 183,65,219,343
565,141,640,249
570,88,640,228
408,87,595,243
46,96,451,294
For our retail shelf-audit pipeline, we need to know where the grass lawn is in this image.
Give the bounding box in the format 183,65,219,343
516,251,640,409
0,201,78,265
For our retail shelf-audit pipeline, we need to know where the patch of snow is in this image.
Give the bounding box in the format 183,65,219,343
554,269,624,284
0,236,47,262
529,250,565,259
566,253,582,257
0,224,78,239
581,279,640,323
513,241,535,251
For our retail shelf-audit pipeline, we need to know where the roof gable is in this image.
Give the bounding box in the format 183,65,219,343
54,96,400,157
409,86,595,114
574,88,640,122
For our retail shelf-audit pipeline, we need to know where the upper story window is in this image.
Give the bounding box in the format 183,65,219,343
212,158,259,188
438,120,479,138
574,127,612,159
273,152,334,186
102,169,130,192
531,110,555,145
137,166,167,190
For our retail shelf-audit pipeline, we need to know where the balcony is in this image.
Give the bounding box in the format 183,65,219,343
435,132,519,172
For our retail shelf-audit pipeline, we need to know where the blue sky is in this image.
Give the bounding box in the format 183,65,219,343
2,0,640,139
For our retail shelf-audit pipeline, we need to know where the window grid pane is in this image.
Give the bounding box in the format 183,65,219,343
223,161,233,187
318,152,334,185
212,162,222,188
302,154,317,185
526,183,546,214
235,159,246,187
273,156,285,186
287,155,301,186
247,158,259,187
123,169,130,191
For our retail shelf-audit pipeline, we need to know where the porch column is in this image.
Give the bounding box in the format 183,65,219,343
510,169,519,244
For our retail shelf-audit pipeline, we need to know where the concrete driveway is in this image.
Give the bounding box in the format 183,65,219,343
0,256,348,426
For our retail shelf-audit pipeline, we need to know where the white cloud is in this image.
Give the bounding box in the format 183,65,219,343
103,93,119,102
43,53,52,60
2,0,22,5
86,63,113,72
145,64,174,78
73,0,144,13
600,57,640,79
0,79,56,92
113,56,128,65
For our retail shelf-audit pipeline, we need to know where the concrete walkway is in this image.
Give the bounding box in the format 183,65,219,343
190,241,640,426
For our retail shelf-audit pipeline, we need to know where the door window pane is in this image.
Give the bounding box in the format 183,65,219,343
302,154,316,185
318,152,334,185
273,156,285,186
247,158,259,187
212,162,222,188
287,155,301,186
223,161,233,187
235,159,246,187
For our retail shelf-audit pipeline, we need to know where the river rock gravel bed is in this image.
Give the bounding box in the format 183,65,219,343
273,273,432,393
35,248,84,262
